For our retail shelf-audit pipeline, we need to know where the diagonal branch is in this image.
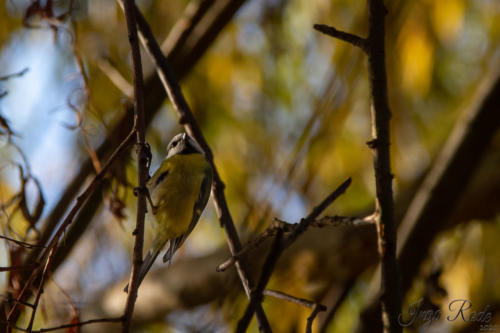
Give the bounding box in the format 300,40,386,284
120,0,149,331
263,289,327,333
307,304,327,333
263,289,326,311
11,317,123,333
0,235,44,249
313,24,367,52
25,246,56,332
217,213,375,272
236,178,352,332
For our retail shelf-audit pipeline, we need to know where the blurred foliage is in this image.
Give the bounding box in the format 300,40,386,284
0,0,499,332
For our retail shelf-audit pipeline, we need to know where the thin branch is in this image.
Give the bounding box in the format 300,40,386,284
284,177,352,247
161,0,215,59
236,178,352,332
359,60,500,332
0,68,29,81
11,316,123,333
114,1,272,331
316,2,402,331
364,1,401,331
217,212,374,272
263,289,327,311
0,235,45,249
7,268,40,321
0,264,37,272
5,0,248,329
121,0,148,331
237,230,284,333
313,24,367,52
306,304,326,333
0,295,34,308
26,246,56,332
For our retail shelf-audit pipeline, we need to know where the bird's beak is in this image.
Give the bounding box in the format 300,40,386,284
182,133,187,141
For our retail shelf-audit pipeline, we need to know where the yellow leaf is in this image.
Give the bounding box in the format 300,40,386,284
398,18,434,96
432,0,465,44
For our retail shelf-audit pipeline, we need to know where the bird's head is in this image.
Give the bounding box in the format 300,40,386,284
166,133,203,158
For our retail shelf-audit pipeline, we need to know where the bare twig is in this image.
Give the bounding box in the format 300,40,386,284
0,235,44,249
364,1,401,331
313,24,367,51
263,290,327,333
0,295,34,308
263,289,326,311
306,304,326,333
0,68,29,81
284,178,352,247
120,0,148,331
12,317,123,333
26,246,56,332
0,264,37,272
161,0,215,58
315,2,401,331
69,27,104,174
236,178,352,332
237,230,284,333
319,280,356,333
217,212,374,272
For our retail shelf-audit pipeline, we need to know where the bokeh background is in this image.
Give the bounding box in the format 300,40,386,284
0,0,499,332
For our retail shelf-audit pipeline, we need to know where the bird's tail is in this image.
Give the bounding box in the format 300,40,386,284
123,249,161,293
162,236,183,263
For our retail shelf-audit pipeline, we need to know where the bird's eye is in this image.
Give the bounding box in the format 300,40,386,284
171,140,178,147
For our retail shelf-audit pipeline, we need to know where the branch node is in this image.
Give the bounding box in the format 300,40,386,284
366,138,378,149
179,115,188,124
313,24,367,52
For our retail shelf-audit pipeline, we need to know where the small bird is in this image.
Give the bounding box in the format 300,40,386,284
125,133,213,292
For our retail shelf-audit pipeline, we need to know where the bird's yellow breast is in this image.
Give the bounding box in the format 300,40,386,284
148,153,210,242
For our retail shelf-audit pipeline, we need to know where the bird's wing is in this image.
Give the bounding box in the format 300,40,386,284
147,164,170,194
163,167,213,263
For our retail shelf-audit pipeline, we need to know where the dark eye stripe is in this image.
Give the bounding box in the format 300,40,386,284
155,170,169,186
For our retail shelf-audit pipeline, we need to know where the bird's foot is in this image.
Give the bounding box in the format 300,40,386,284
133,186,157,214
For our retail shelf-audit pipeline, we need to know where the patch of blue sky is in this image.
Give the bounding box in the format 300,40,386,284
237,22,266,55
253,173,307,224
0,28,83,216
304,38,335,95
